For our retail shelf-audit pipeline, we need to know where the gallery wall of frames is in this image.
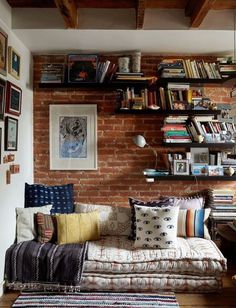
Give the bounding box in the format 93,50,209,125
0,27,21,183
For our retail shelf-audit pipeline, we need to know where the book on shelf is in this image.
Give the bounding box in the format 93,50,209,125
210,211,236,217
40,63,65,83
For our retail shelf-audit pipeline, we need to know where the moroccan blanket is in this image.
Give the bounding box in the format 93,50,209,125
5,240,88,292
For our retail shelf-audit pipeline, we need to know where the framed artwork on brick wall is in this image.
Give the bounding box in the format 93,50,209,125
49,104,97,170
0,27,7,76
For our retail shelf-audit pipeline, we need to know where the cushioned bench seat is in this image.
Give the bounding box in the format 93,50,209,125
81,236,227,293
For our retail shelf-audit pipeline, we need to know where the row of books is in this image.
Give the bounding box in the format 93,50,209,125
209,189,236,217
96,60,118,83
40,64,65,83
157,59,221,79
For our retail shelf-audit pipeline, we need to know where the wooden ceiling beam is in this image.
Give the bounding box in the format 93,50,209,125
186,0,216,28
76,0,136,9
6,0,56,7
54,0,78,28
212,0,236,10
136,0,146,29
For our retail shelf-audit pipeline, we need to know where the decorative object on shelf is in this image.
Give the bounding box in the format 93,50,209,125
191,164,208,176
67,54,98,83
224,166,235,176
4,116,18,151
8,46,21,80
208,165,224,176
50,104,97,170
131,51,141,73
40,63,64,83
133,134,158,171
5,81,22,116
173,159,189,175
118,56,130,73
196,135,204,143
0,27,8,76
0,77,6,120
191,147,209,164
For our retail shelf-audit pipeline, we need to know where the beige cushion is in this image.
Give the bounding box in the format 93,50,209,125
16,205,52,243
74,203,131,236
56,212,100,244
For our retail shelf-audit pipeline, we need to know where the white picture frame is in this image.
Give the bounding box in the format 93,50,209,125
190,147,209,164
50,104,97,170
173,159,189,175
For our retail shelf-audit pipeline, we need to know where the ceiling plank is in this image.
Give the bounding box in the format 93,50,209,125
187,0,216,28
146,0,188,9
77,0,136,9
54,0,78,28
212,0,236,9
136,0,146,29
7,0,56,7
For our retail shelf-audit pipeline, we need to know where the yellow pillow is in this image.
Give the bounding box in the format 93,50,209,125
56,211,100,244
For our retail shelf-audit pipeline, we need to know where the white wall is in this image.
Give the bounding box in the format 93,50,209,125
0,1,33,296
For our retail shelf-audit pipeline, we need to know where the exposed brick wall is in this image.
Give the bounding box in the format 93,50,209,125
33,55,236,206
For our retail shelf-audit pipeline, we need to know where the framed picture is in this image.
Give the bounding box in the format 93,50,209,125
50,104,97,170
5,81,22,116
173,159,189,175
190,147,209,164
0,27,8,76
5,116,18,151
208,165,224,176
0,127,2,163
191,164,208,176
8,47,21,80
0,78,6,120
67,54,98,83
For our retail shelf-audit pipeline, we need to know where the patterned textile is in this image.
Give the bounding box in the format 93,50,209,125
12,292,179,307
134,205,179,249
75,203,131,236
129,197,175,240
16,205,52,244
178,208,211,239
36,213,57,243
56,212,100,244
5,240,88,291
25,183,74,214
81,235,227,293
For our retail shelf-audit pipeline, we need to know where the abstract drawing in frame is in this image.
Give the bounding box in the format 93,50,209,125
0,78,6,120
8,46,21,80
5,116,18,151
0,27,7,76
50,104,97,170
5,81,22,116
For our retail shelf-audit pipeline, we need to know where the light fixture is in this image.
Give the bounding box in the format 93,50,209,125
133,135,158,171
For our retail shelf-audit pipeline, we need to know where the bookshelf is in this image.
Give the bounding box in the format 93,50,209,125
145,175,236,181
162,142,235,149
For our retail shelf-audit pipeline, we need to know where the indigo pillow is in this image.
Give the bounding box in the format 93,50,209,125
25,183,74,214
129,197,175,240
134,204,179,249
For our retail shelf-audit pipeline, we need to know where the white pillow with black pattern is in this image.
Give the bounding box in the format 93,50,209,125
134,204,179,249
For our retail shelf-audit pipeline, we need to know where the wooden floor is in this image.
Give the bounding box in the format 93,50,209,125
0,270,235,307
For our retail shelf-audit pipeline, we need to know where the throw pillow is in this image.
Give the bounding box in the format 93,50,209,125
56,211,100,244
75,203,131,236
177,208,211,239
175,196,204,210
129,197,175,240
35,212,57,243
16,204,52,243
25,183,74,214
134,204,179,249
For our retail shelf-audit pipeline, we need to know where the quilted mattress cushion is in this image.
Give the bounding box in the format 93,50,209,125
84,236,227,277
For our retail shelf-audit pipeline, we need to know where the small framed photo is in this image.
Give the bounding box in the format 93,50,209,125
173,159,189,175
190,147,209,164
8,47,21,80
5,81,22,116
0,27,8,76
0,78,6,120
191,164,208,176
208,165,224,176
67,54,98,83
4,116,18,151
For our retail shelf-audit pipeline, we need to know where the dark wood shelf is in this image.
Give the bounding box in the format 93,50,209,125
163,142,235,148
156,77,224,86
146,175,236,181
115,109,221,116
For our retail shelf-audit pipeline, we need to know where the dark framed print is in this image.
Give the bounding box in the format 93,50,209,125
5,81,22,116
0,78,6,120
67,54,98,83
0,27,7,76
8,47,21,80
5,116,18,151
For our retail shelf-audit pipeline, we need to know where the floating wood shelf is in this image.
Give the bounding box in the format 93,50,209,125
163,142,235,148
145,175,236,181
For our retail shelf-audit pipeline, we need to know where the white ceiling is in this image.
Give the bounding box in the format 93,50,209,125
9,7,236,56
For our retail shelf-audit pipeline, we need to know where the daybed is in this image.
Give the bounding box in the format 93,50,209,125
4,185,227,293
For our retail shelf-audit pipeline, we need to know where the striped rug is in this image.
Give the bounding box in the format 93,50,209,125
12,292,180,307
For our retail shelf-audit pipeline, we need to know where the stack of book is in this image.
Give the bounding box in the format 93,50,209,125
157,59,186,78
162,116,191,143
210,189,236,218
40,64,64,83
219,64,236,78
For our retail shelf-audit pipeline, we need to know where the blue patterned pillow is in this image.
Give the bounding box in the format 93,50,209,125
25,183,74,214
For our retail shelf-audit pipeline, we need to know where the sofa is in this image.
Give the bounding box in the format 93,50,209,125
4,184,227,293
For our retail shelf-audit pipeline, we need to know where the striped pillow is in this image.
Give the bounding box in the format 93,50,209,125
36,212,57,243
177,208,211,239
